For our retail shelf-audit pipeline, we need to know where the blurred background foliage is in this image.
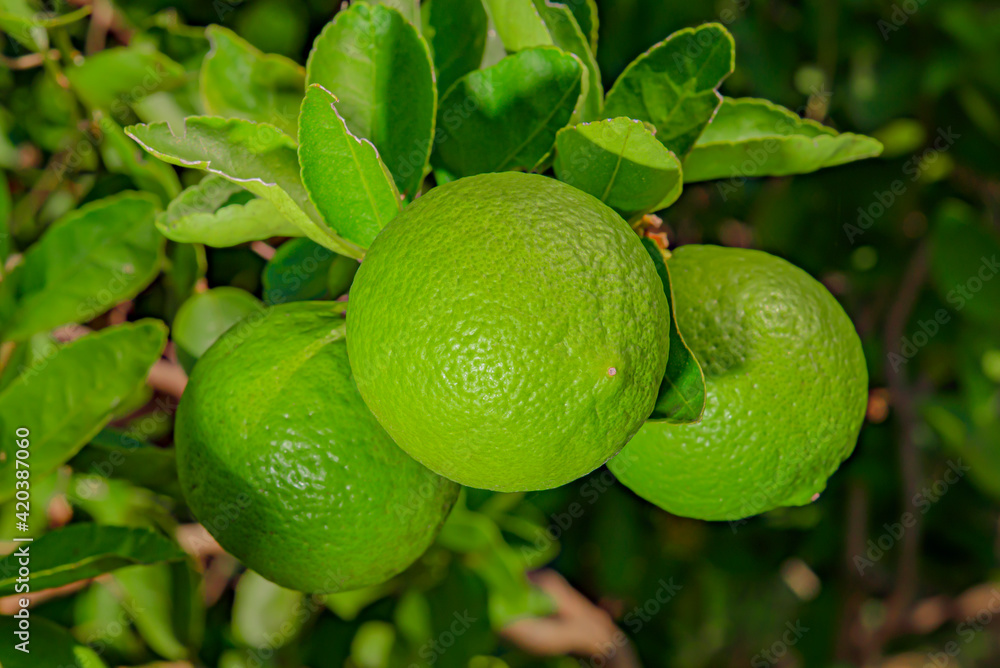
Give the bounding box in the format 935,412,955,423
1,0,999,667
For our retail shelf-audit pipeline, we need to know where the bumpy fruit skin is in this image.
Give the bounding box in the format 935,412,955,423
610,245,868,521
347,172,670,492
176,302,459,593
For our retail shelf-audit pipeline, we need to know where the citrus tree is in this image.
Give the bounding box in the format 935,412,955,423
0,0,996,666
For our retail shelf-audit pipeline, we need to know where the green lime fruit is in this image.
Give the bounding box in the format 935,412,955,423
610,245,868,521
347,172,670,492
176,302,460,593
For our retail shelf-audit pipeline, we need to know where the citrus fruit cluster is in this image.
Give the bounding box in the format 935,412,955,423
176,172,867,593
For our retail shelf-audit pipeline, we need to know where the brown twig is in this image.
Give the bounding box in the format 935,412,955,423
147,359,188,399
872,242,930,653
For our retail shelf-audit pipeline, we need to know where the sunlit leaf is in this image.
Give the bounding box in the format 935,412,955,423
603,23,735,157
434,47,583,177
298,85,401,248
0,321,167,501
200,25,305,137
126,117,362,258
157,175,297,247
554,117,682,221
682,97,885,182
0,192,165,342
307,2,435,198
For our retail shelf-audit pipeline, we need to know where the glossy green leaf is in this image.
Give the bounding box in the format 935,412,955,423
0,192,165,342
95,113,182,204
535,0,602,121
554,117,683,221
66,46,186,112
0,616,108,668
70,429,179,498
306,2,436,199
482,0,551,51
554,0,598,54
125,116,362,258
641,239,706,423
158,175,298,247
233,570,308,649
0,524,187,595
424,0,489,96
200,25,305,137
299,85,402,248
0,321,167,502
113,564,189,660
604,23,735,157
683,98,885,182
373,0,421,25
262,237,339,305
435,47,584,177
172,287,264,369
482,0,601,121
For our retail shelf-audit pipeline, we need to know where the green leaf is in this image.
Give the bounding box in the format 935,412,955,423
434,47,583,177
603,23,735,157
0,192,165,342
0,616,108,668
530,0,602,121
113,564,190,660
262,237,340,305
200,25,306,138
172,287,264,370
554,0,598,54
0,0,49,52
95,113,182,205
482,0,551,51
0,321,167,502
158,175,298,247
554,117,682,221
306,2,436,199
482,0,601,121
0,523,187,595
298,85,402,248
682,98,885,182
424,0,489,97
66,46,187,112
437,505,555,628
372,0,421,25
232,570,308,649
641,239,706,423
125,116,362,258
70,430,179,498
